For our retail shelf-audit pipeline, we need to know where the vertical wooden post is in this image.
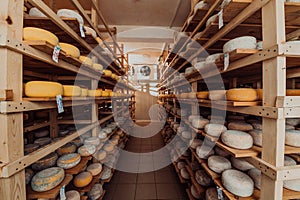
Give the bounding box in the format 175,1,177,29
91,80,99,137
0,0,26,199
49,110,59,138
191,82,198,115
261,0,286,199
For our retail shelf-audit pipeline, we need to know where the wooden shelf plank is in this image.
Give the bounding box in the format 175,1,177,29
24,121,50,133
26,174,73,199
252,145,300,155
65,156,92,175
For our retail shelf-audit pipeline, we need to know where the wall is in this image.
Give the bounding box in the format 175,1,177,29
134,91,158,121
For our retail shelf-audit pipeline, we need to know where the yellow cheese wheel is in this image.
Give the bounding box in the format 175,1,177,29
23,27,59,46
197,91,209,99
188,92,197,99
103,70,112,77
56,143,77,155
93,63,103,71
59,43,80,58
95,37,103,45
81,88,88,97
79,56,93,67
88,90,102,97
257,89,263,101
25,81,63,98
101,91,110,97
226,88,258,102
287,89,300,96
73,172,93,188
111,74,116,79
63,85,81,97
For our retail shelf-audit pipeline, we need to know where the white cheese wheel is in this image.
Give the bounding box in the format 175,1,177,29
79,56,93,67
205,187,218,200
34,137,52,146
257,41,263,50
25,81,63,98
226,88,258,102
286,118,300,126
63,190,80,200
29,7,46,17
59,43,80,58
88,183,103,200
31,167,65,192
231,157,255,171
185,67,194,75
23,27,59,46
195,170,213,187
57,9,84,25
196,145,215,159
100,167,112,180
249,129,262,147
206,14,218,27
34,130,49,138
228,121,253,131
63,85,81,97
209,90,226,100
190,139,202,149
285,155,297,166
32,152,58,171
215,146,231,157
248,168,261,189
208,155,231,173
221,130,253,150
104,144,114,152
73,172,93,188
84,26,97,38
87,163,103,176
182,131,192,139
180,168,190,179
84,137,100,146
95,150,107,161
78,145,96,157
205,53,223,64
191,185,201,199
284,156,300,191
192,118,209,129
223,36,257,53
57,153,81,169
286,130,300,147
204,123,227,137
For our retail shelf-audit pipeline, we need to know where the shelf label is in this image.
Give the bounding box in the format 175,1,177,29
56,95,64,113
60,185,66,200
79,24,85,38
218,10,224,29
217,186,224,200
224,53,229,71
52,45,61,63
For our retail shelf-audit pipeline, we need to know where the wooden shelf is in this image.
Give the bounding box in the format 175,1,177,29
24,121,50,133
26,174,73,199
65,156,92,175
185,164,205,194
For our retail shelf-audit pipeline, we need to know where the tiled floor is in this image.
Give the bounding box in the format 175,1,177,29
103,123,188,200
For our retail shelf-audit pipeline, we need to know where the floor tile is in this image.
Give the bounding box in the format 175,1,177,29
135,183,157,199
117,172,138,184
156,184,183,199
112,184,136,200
137,172,155,183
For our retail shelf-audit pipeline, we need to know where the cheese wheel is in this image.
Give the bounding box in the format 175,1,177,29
78,145,96,156
257,89,263,100
205,187,218,200
196,145,215,159
101,167,112,180
81,88,88,97
249,129,262,147
231,157,255,171
208,155,231,173
192,118,209,129
25,168,34,185
73,172,93,188
31,167,65,192
248,168,261,189
206,14,218,27
71,137,83,147
251,122,262,130
63,85,81,97
195,170,213,187
29,7,46,17
190,161,201,171
110,138,119,145
101,90,110,97
191,185,201,199
209,90,226,100
189,115,201,122
188,92,197,99
221,130,253,150
32,152,58,171
204,124,227,137
95,150,107,161
190,139,202,149
287,89,300,96
185,67,194,75
197,91,209,99
228,121,253,131
177,162,186,170
205,53,223,64
59,43,80,58
84,26,97,38
222,169,254,197
24,144,39,154
34,130,49,138
286,130,300,147
284,157,300,191
79,56,93,66
87,163,103,176
57,153,81,169
63,190,80,200
25,81,63,98
23,27,59,46
88,90,102,97
103,69,112,77
223,36,257,53
104,144,114,152
57,143,77,155
34,137,52,146
180,168,190,179
285,155,297,166
92,63,103,71
226,88,258,102
57,9,84,25
215,146,231,157
84,137,100,146
88,183,103,200
286,118,300,126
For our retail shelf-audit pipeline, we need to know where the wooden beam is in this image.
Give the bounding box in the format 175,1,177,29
286,29,300,41
0,90,13,101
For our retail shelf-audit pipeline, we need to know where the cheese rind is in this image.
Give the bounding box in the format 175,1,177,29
25,81,63,98
249,129,262,147
226,88,258,102
57,143,77,155
57,153,81,169
59,43,80,58
221,130,253,150
87,163,103,176
32,152,58,171
23,27,59,46
63,85,81,97
231,157,255,171
73,172,93,188
78,145,96,157
195,170,213,187
286,130,300,147
204,124,227,137
79,56,93,67
103,69,112,77
57,9,84,25
84,26,97,38
228,121,253,131
88,90,102,97
29,7,46,17
248,168,261,189
209,90,226,100
223,36,257,53
197,91,209,99
208,155,231,173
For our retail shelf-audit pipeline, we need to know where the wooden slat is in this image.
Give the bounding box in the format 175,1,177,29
24,121,50,133
0,89,13,101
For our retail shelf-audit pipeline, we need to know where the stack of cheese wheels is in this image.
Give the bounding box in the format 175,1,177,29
25,168,34,185
180,168,190,179
78,144,96,156
29,7,46,17
34,137,52,146
207,155,231,173
191,185,201,199
228,121,253,131
226,88,258,102
88,90,102,97
248,168,261,189
31,167,65,192
57,153,81,169
63,85,81,97
57,143,77,155
73,171,93,188
59,43,80,58
80,56,93,66
87,163,102,176
103,69,112,77
286,130,300,147
23,27,59,46
84,137,100,146
197,91,209,99
222,169,254,197
204,123,227,137
249,129,262,146
223,36,257,53
195,170,213,187
231,157,255,171
81,88,88,97
192,117,209,129
88,183,103,200
209,90,226,100
25,81,63,98
57,9,84,25
221,130,253,149
284,156,300,191
205,187,219,200
32,152,58,171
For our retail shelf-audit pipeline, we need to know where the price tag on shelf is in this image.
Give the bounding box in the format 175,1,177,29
52,45,61,63
59,185,66,200
224,53,229,71
218,9,224,29
217,186,224,200
56,95,64,113
79,24,85,38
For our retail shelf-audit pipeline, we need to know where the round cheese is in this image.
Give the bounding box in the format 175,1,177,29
231,157,255,171
34,137,52,146
222,169,254,197
31,167,65,192
188,92,197,99
226,88,258,102
196,146,215,159
88,183,103,200
257,41,263,50
29,7,46,17
92,63,103,71
195,170,213,187
248,168,261,189
25,168,34,185
101,168,112,180
24,144,39,154
249,129,262,146
73,172,93,188
72,137,83,147
81,88,88,97
190,139,202,149
104,144,114,152
180,168,190,180
34,130,49,138
284,156,300,191
84,137,100,146
32,152,58,171
192,118,209,129
182,131,192,139
57,9,84,25
251,122,262,130
84,26,97,38
23,27,59,46
287,125,296,130
63,85,81,97
63,190,80,200
103,69,112,77
257,89,263,100
177,162,186,170
78,144,96,156
101,90,110,97
215,146,231,157
95,150,107,161
287,89,300,96
205,187,218,200
221,130,253,150
191,185,201,199
25,81,63,98
185,67,194,75
205,53,223,64
209,90,226,100
57,143,77,155
190,161,201,171
59,43,80,58
204,123,227,137
223,36,257,53
208,155,231,173
286,118,300,126
79,56,93,67
197,91,209,99
286,130,300,147
57,153,81,169
87,163,103,176
228,122,253,131
88,90,102,97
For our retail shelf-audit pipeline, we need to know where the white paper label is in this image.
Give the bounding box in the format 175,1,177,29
79,24,85,38
224,53,229,71
52,45,61,63
217,186,224,200
56,95,64,113
218,10,224,29
60,185,66,200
